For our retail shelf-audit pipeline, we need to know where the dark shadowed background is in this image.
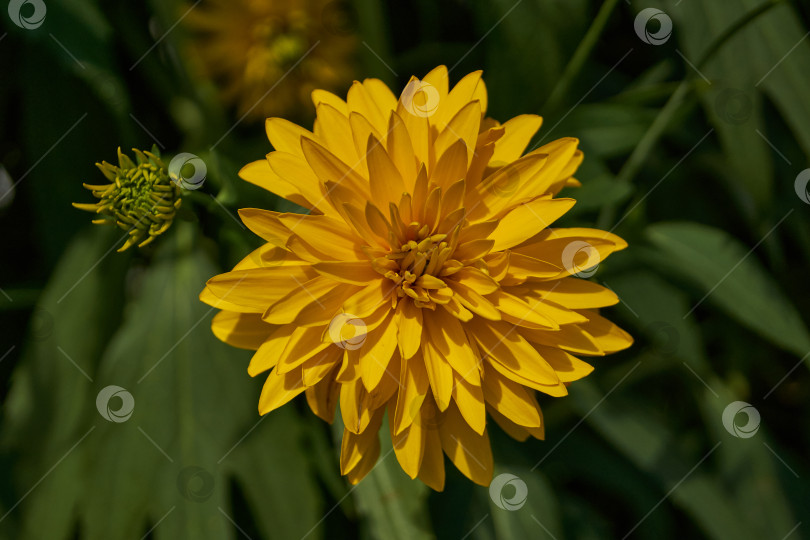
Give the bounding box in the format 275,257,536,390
1,0,809,538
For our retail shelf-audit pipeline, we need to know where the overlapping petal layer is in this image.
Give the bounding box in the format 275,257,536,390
201,66,632,489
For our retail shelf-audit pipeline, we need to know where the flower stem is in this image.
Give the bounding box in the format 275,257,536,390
543,0,622,112
598,0,784,229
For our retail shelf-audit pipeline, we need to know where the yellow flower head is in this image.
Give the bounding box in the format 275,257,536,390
201,66,633,489
184,0,356,121
73,148,181,252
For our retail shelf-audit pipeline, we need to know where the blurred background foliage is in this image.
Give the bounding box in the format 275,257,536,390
1,0,809,538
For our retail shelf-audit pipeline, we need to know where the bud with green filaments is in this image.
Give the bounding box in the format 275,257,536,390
73,147,182,252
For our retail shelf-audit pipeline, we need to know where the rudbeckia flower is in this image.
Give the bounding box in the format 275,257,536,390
201,66,632,489
73,147,181,252
184,0,356,121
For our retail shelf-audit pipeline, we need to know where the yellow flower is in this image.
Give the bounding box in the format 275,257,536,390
184,0,356,121
73,148,181,252
201,66,633,489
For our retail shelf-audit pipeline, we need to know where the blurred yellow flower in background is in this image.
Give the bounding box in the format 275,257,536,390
201,66,632,489
184,0,357,121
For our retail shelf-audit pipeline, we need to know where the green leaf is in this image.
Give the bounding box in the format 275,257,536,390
347,418,434,540
73,227,323,540
646,221,810,357
606,270,799,539
3,225,128,539
486,465,563,540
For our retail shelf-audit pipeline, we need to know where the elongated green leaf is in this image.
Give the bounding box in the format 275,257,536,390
486,465,562,540
646,221,810,358
344,417,433,540
607,271,798,539
2,226,128,540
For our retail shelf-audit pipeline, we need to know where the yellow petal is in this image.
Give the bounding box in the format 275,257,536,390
386,112,418,190
314,102,359,166
417,405,446,491
205,266,316,313
453,374,486,435
522,278,619,309
312,88,349,116
237,208,291,245
393,350,430,434
258,367,306,415
578,310,634,353
481,367,542,427
491,114,543,163
301,137,369,197
488,197,576,251
263,276,360,326
265,117,313,156
211,311,274,350
397,300,423,359
347,80,387,133
367,134,406,209
313,260,381,285
466,319,560,386
425,307,480,384
435,101,481,168
390,412,426,479
536,345,594,382
438,402,493,486
358,310,399,391
305,370,340,423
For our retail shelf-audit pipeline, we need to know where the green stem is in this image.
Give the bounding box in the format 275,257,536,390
597,0,783,228
544,0,622,112
183,189,239,226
